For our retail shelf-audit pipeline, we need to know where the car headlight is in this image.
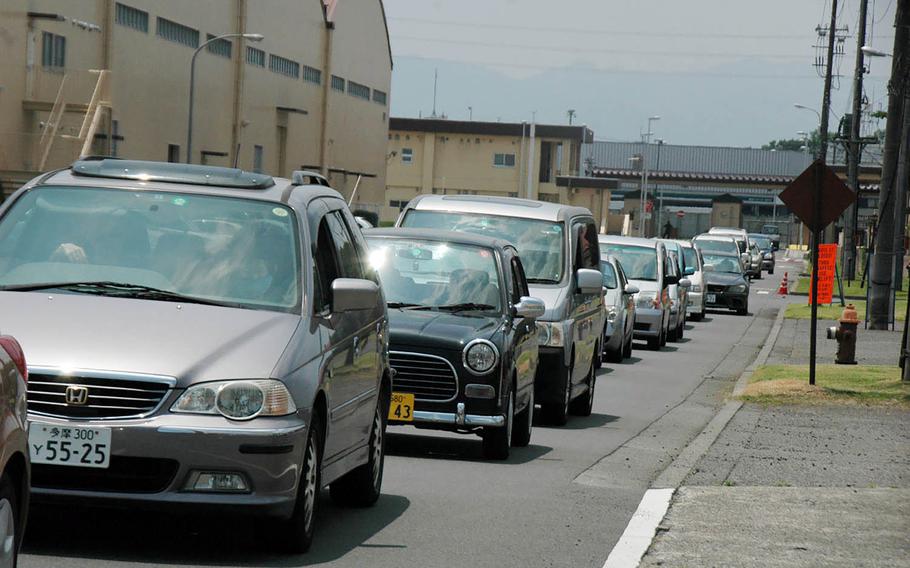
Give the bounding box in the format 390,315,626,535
172,380,297,420
730,284,747,293
606,306,618,323
764,253,773,259
463,339,499,375
536,321,565,347
690,284,702,293
636,291,660,310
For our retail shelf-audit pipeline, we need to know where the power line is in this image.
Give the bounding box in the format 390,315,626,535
393,35,810,60
388,16,816,40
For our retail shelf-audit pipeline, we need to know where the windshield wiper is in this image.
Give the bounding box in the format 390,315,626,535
387,302,434,310
0,281,233,307
526,277,560,284
436,302,497,312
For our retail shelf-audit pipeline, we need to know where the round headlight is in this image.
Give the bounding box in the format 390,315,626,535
536,322,551,345
216,381,265,419
607,306,618,322
463,340,499,375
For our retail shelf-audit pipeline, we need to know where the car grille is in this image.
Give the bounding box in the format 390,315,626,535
32,456,179,493
707,284,727,293
634,322,651,331
390,352,458,402
27,373,173,419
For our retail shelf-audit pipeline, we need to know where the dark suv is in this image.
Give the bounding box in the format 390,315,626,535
0,160,390,552
365,229,544,459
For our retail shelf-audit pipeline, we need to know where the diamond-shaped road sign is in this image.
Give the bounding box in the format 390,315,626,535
779,160,856,231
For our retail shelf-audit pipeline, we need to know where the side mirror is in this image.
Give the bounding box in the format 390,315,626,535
576,268,603,295
679,278,692,289
741,252,750,264
332,279,381,313
624,283,640,295
514,296,546,319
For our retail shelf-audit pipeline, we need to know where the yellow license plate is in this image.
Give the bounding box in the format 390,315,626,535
388,392,415,422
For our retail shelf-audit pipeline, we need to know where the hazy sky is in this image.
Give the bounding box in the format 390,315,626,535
383,0,897,147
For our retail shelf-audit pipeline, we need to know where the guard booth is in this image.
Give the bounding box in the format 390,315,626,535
711,194,744,228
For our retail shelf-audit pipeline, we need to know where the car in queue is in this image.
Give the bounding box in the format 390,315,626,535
749,233,776,274
598,236,673,350
673,240,707,321
659,240,691,340
396,196,603,426
0,160,392,553
761,224,782,250
706,227,751,273
747,240,763,279
0,334,29,567
701,250,751,315
599,255,638,363
694,234,747,273
364,229,544,460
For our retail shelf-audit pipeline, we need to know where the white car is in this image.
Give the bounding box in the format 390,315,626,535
674,240,707,321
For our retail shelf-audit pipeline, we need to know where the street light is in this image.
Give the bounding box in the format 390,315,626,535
186,32,264,164
860,45,891,58
793,103,822,121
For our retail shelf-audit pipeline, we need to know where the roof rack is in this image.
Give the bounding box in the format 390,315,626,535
70,159,275,189
291,170,330,187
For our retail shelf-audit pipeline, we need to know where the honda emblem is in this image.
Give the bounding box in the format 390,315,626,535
64,385,90,406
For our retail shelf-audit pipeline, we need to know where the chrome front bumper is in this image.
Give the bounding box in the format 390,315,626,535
411,403,505,427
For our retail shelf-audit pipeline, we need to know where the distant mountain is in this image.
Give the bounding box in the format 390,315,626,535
390,56,883,148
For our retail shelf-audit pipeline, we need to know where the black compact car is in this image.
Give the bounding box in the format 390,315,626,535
749,233,776,275
701,250,750,315
364,229,544,460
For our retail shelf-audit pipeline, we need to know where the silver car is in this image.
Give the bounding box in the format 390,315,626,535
674,240,707,321
397,196,604,426
599,256,638,363
0,335,28,568
0,160,391,553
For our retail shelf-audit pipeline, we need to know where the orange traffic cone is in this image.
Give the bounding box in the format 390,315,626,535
777,272,789,296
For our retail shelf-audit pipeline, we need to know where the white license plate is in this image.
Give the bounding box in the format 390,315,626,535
706,293,717,303
29,423,111,469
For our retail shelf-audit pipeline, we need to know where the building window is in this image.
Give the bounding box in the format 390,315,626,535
347,81,370,100
373,90,387,106
253,145,264,173
206,34,232,58
41,32,66,68
156,17,199,48
115,3,148,32
389,200,407,211
401,148,413,164
494,153,516,168
246,46,265,67
331,75,345,91
303,65,322,85
167,144,180,163
269,54,299,78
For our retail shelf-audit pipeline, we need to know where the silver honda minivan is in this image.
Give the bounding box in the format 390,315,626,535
397,196,603,425
0,160,391,553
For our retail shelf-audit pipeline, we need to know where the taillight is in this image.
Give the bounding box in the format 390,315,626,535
0,336,27,382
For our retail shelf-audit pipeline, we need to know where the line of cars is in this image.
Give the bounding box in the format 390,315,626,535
0,159,771,559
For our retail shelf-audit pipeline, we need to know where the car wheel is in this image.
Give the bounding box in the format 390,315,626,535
0,473,21,568
330,389,388,507
543,365,572,426
511,386,533,448
606,338,623,363
678,315,685,339
594,340,603,370
279,415,323,553
623,332,633,358
668,316,679,342
737,304,749,316
660,320,668,346
769,267,775,275
482,388,514,460
569,362,595,417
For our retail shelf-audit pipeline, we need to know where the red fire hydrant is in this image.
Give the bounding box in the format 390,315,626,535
827,304,859,365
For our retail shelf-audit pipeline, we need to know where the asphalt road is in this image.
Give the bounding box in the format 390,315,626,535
21,266,792,568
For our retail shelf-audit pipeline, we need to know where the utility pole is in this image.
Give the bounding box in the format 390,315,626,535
432,68,438,118
843,0,869,282
869,0,910,329
809,0,840,386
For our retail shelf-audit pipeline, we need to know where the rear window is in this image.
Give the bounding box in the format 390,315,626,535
695,238,739,256
600,244,657,282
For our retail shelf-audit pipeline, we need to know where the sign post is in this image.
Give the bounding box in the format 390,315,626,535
779,160,856,386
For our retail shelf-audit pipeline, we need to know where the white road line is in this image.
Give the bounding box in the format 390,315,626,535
602,488,675,568
757,290,770,295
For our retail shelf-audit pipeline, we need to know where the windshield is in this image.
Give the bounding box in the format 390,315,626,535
702,253,743,274
682,247,698,271
695,238,739,255
0,186,301,311
401,210,564,283
752,236,772,250
600,261,618,289
600,244,658,281
366,237,501,311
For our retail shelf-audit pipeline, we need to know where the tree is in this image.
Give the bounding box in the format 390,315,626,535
762,130,836,155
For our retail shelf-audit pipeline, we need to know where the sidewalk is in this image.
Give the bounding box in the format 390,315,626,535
638,307,910,567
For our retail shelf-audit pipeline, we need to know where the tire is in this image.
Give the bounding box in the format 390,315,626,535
647,335,661,350
606,339,623,363
511,386,533,448
330,389,388,508
678,315,685,339
623,332,633,358
737,304,749,316
769,267,775,275
279,415,323,553
482,388,514,460
569,363,595,417
660,321,668,346
543,365,571,426
0,473,21,568
668,316,680,342
593,340,603,370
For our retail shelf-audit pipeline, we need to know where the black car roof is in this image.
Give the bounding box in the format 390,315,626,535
364,228,515,252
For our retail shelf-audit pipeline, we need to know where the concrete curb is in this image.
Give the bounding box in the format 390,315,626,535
604,304,787,568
